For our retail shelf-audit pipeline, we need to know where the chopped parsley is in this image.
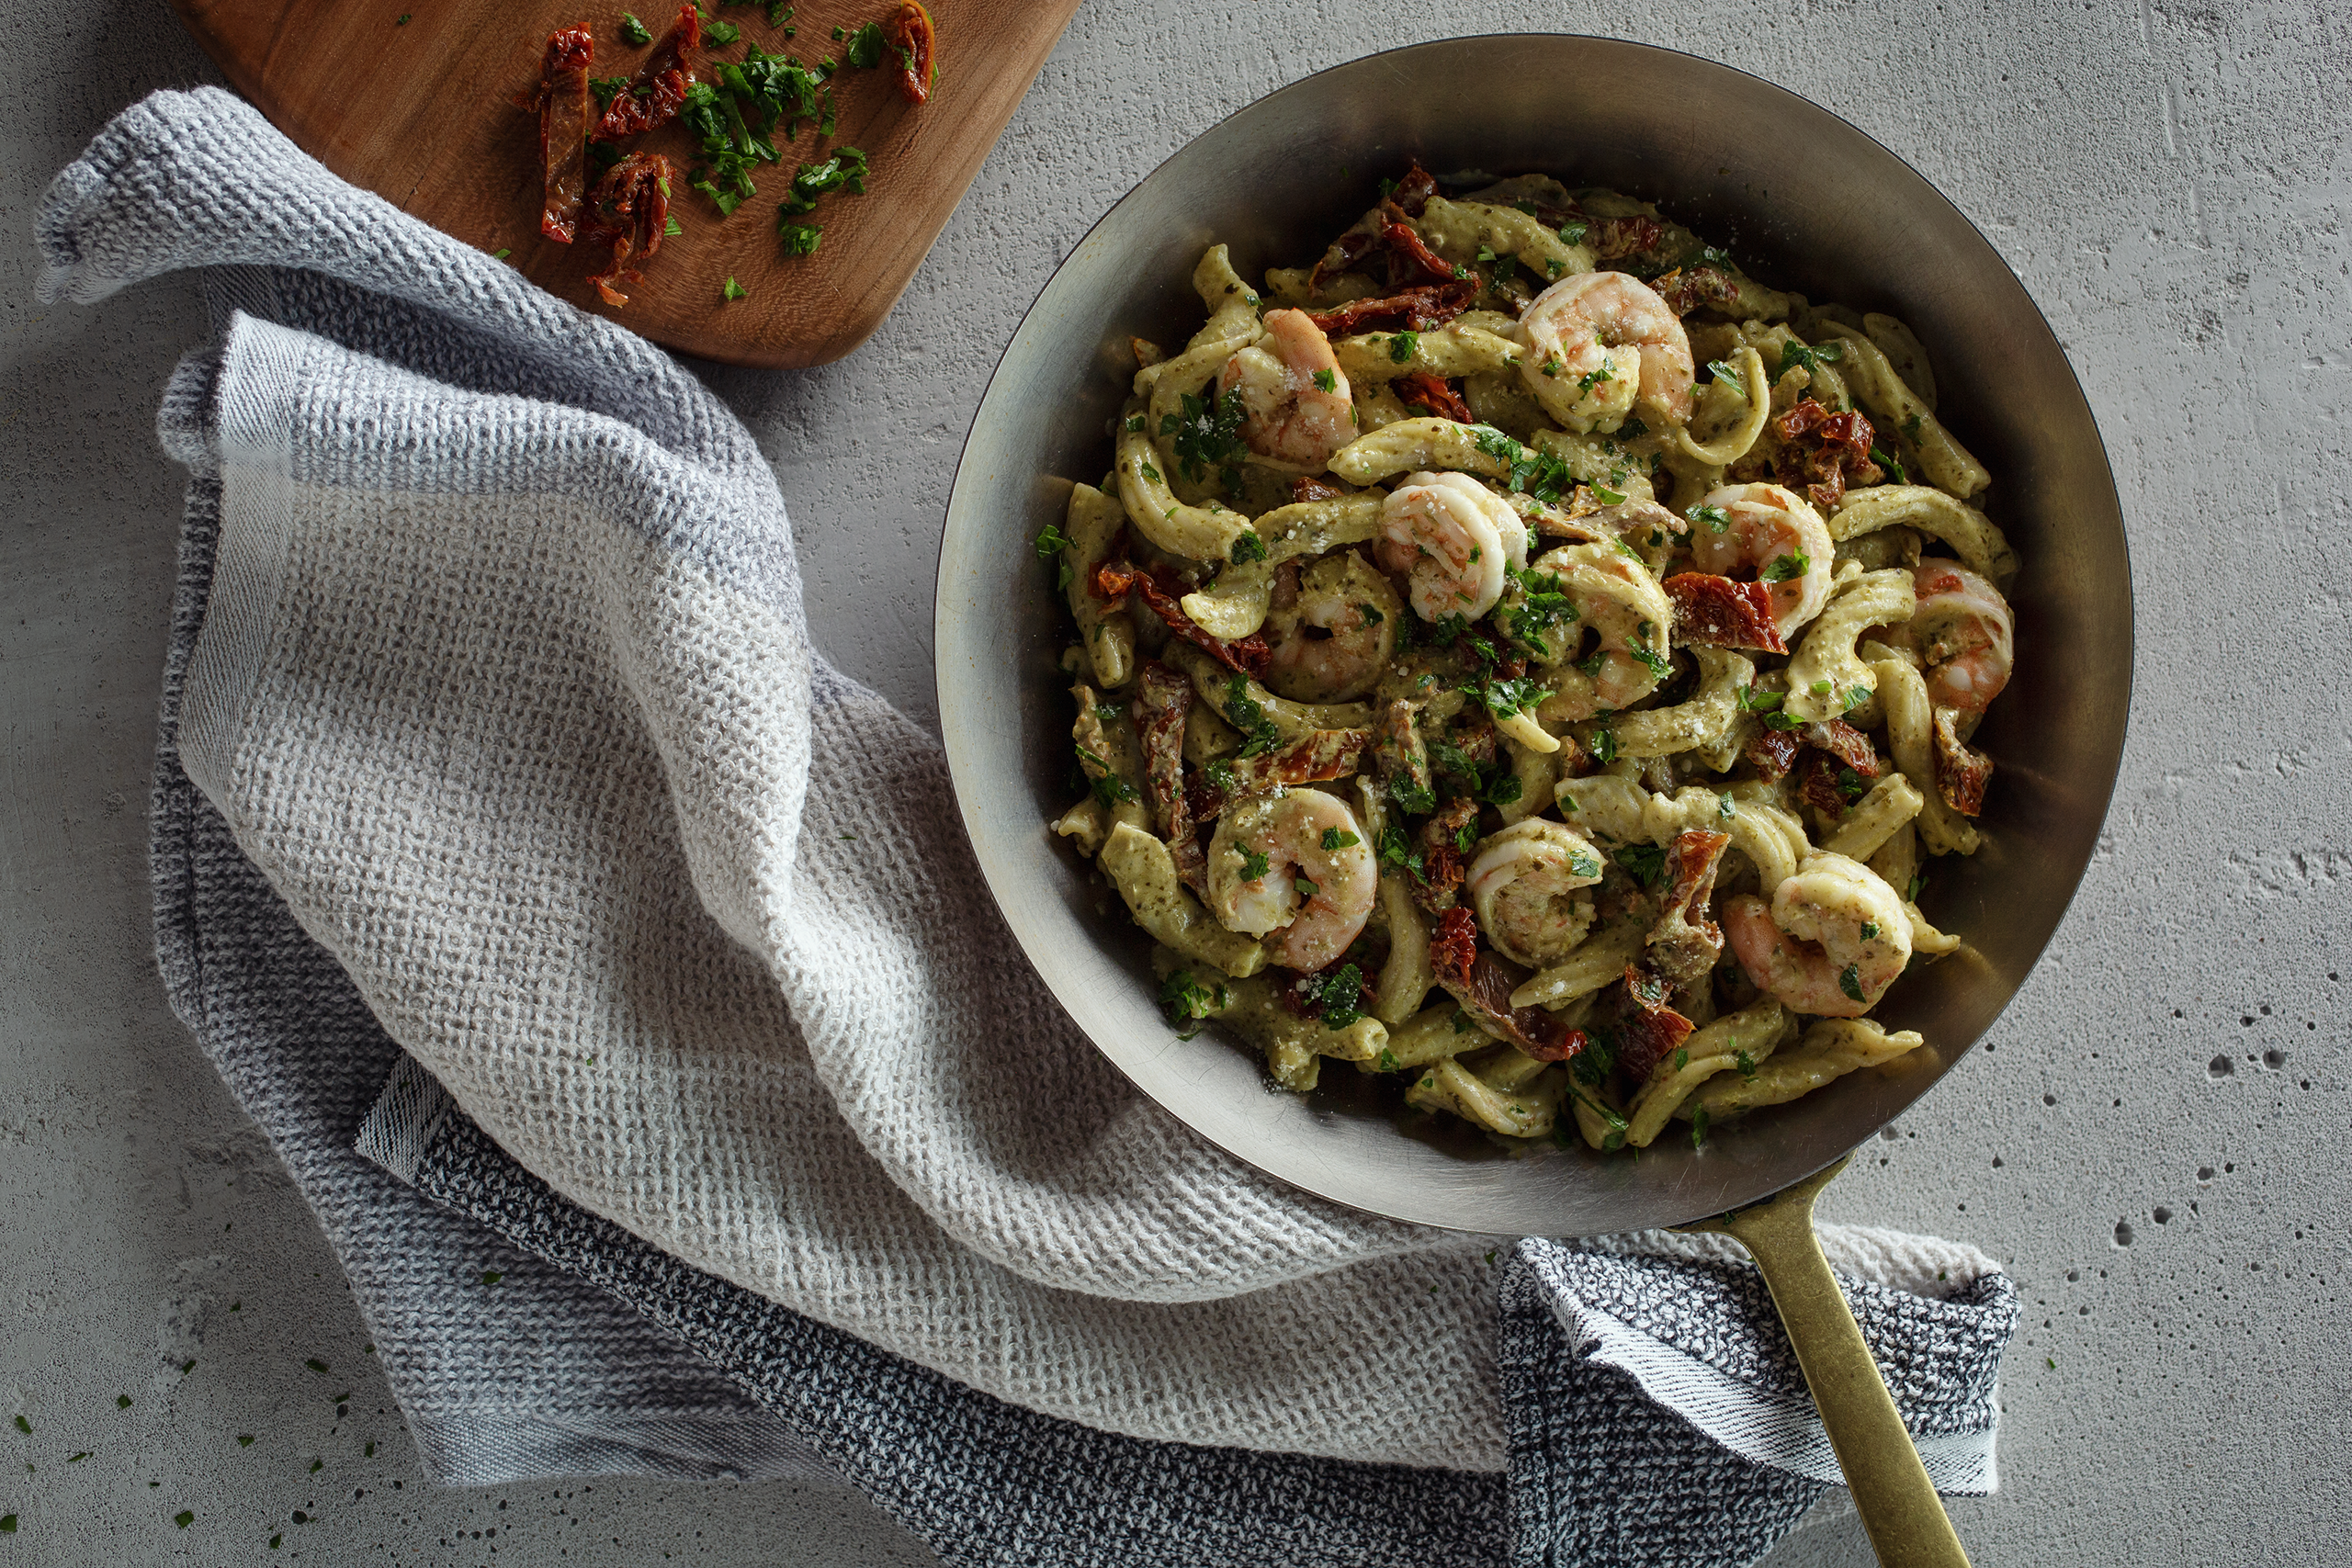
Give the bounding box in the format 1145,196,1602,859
1759,553,1810,584
1860,921,1880,940
1627,636,1672,681
1907,873,1926,904
1773,338,1846,380
1672,1047,1689,1072
1576,359,1617,396
1558,220,1588,246
1320,828,1361,852
1843,683,1872,713
1687,502,1731,532
1377,1047,1399,1071
721,276,748,301
1904,412,1924,440
701,13,741,45
1703,358,1746,398
1312,368,1337,392
1691,1104,1711,1147
1837,766,1868,802
617,12,653,43
1160,970,1227,1032
777,220,822,254
1159,387,1250,490
1239,848,1272,881
1566,850,1601,879
1468,672,1547,720
1612,842,1666,887
1869,445,1908,483
1221,674,1283,758
1589,727,1619,763
1838,964,1865,1003
1294,875,1320,897
1505,567,1577,656
1297,963,1366,1029
1378,824,1424,875
1736,1049,1758,1078
1388,330,1420,364
1228,529,1270,565
1386,763,1438,814
1034,522,1074,591
842,18,887,65
1469,424,1580,506
1139,460,1162,482
1453,818,1478,852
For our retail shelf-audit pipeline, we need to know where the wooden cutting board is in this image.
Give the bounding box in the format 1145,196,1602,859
169,0,1082,366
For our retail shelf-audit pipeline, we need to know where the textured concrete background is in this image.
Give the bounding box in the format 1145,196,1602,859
4,0,2346,1562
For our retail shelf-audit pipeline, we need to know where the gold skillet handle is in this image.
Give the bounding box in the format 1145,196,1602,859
1687,1158,1972,1568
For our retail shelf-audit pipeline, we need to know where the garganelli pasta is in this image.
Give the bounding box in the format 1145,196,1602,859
1039,165,2016,1153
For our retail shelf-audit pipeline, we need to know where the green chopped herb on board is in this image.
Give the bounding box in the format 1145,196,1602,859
778,220,821,255
618,11,652,42
490,248,512,261
701,15,741,44
722,276,748,301
843,19,886,64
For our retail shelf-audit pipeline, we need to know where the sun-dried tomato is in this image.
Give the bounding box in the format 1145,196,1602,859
592,5,698,141
1666,572,1786,653
1409,798,1478,913
885,0,936,106
1430,908,1479,987
1644,830,1730,991
1393,371,1472,423
579,151,674,306
1805,718,1883,777
1932,708,1993,816
1611,982,1696,1081
1650,265,1742,318
1772,397,1883,513
1131,662,1202,887
1300,281,1476,337
1744,725,1803,781
532,28,594,243
1292,474,1351,503
1094,560,1271,678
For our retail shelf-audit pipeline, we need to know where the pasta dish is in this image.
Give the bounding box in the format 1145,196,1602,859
1038,166,2015,1154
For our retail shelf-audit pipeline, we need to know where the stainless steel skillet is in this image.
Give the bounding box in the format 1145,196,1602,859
934,36,2130,1565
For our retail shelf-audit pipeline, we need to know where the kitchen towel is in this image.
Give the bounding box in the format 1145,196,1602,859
40,86,2017,1565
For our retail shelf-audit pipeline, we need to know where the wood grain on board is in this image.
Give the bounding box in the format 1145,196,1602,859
168,0,1081,366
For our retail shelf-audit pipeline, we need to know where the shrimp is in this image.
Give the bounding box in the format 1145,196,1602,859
1465,818,1606,967
1517,271,1695,434
1685,482,1836,639
1911,558,2013,714
1722,852,1912,1018
1218,308,1355,469
1262,551,1403,704
1522,542,1674,723
1375,470,1529,622
1204,787,1379,971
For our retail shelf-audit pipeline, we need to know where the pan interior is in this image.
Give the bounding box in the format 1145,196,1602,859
935,36,2131,1235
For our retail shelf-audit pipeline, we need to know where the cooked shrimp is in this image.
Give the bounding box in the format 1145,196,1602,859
1722,852,1912,1018
1686,482,1836,639
1375,470,1529,622
1517,271,1695,434
1911,558,2013,714
1218,308,1355,469
1465,819,1606,967
1522,542,1674,723
1263,552,1403,704
1205,788,1378,972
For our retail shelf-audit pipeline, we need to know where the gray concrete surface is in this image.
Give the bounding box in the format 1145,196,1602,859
4,0,2345,1562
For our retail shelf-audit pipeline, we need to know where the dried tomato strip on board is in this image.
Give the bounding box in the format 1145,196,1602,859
1666,572,1786,653
533,28,594,243
885,0,936,106
593,4,699,141
580,152,674,307
1093,561,1272,678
